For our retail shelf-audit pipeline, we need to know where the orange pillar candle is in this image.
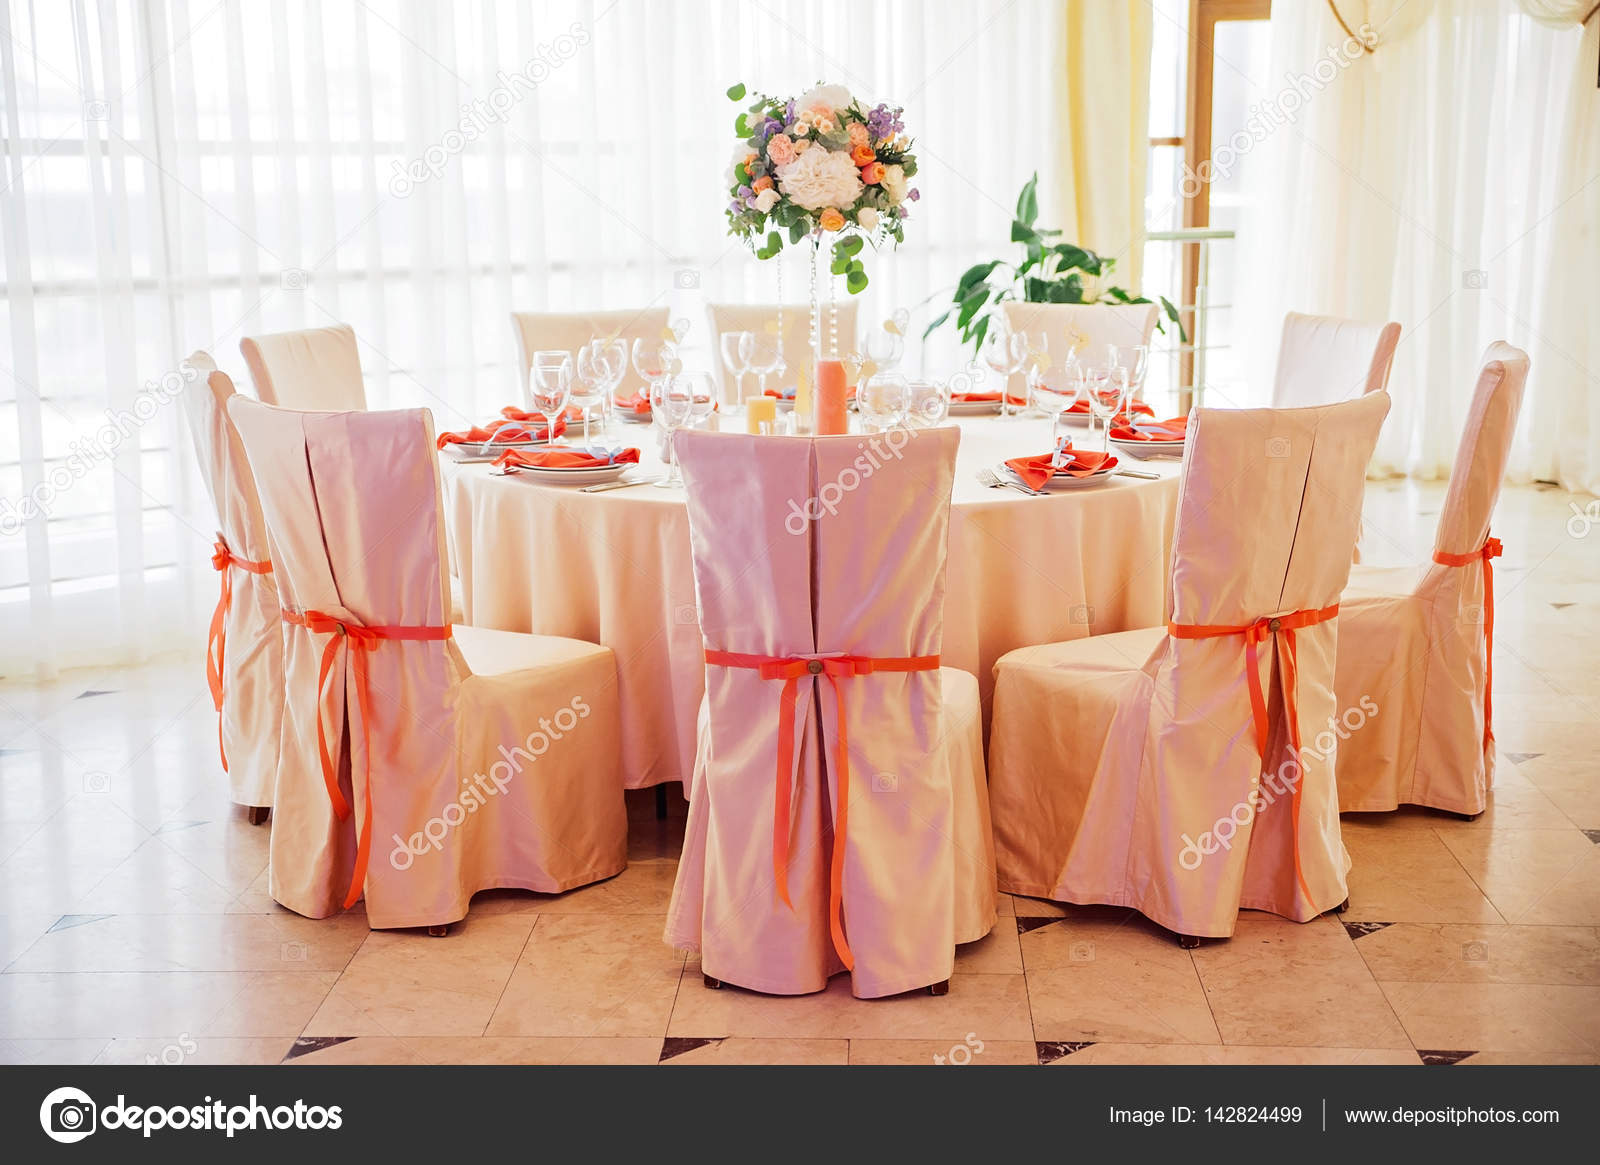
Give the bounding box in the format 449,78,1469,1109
745,397,777,435
814,359,849,436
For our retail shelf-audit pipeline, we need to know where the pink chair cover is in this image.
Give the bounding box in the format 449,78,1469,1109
988,392,1390,937
227,397,626,927
180,352,282,808
705,302,860,403
664,427,995,997
240,323,366,412
1271,311,1401,407
1333,343,1530,815
510,307,669,401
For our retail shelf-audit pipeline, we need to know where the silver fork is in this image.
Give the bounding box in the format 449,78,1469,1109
976,466,1041,496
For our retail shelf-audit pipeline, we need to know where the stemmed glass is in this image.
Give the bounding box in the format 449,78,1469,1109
631,337,676,415
1107,344,1149,414
571,346,607,446
863,327,904,371
686,371,716,430
983,327,1027,417
719,330,754,407
859,371,909,433
1019,332,1050,419
585,338,627,431
1078,360,1124,452
1032,362,1085,466
748,333,785,399
529,350,572,445
907,378,949,428
652,373,696,488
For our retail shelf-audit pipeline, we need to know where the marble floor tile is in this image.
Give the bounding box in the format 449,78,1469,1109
1350,922,1600,986
93,1036,295,1065
1379,981,1600,1057
1340,822,1504,924
1049,1043,1422,1065
846,1038,1038,1065
658,1037,847,1065
6,911,370,974
0,971,338,1039
283,1035,663,1065
1438,829,1600,925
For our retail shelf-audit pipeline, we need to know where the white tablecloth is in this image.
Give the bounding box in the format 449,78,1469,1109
443,414,1181,788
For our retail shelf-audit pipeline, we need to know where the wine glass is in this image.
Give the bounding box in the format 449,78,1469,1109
1019,331,1050,419
571,345,606,446
632,336,675,400
859,371,909,434
1079,361,1123,452
863,327,904,371
907,378,949,428
719,330,754,407
748,333,785,399
652,374,696,487
529,350,572,445
1032,362,1084,465
982,327,1027,417
1107,344,1149,414
684,370,716,430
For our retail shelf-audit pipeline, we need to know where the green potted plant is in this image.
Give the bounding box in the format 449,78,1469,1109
926,173,1184,354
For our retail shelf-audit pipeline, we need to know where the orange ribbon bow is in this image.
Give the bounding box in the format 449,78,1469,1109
207,537,273,772
1167,603,1341,906
702,649,941,970
283,609,453,910
1433,534,1501,748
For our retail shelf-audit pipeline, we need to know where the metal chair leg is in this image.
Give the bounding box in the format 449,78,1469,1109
246,806,270,826
928,979,950,996
655,785,669,820
702,973,722,989
427,924,449,938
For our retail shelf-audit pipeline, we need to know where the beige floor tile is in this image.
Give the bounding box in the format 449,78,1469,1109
1192,916,1411,1048
847,1038,1038,1065
1439,829,1600,925
70,838,251,915
1423,779,1576,832
93,1036,294,1065
1051,1043,1421,1065
1379,981,1600,1055
666,968,1034,1042
954,924,1022,975
6,912,370,974
469,859,679,916
1340,823,1503,924
284,1035,663,1065
1351,922,1600,985
302,915,534,1037
486,914,684,1039
1456,1050,1600,1065
0,971,338,1038
660,1037,846,1065
1022,914,1219,1046
0,1038,110,1064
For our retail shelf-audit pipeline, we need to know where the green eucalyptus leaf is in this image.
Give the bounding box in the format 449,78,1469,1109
727,82,746,101
846,269,868,294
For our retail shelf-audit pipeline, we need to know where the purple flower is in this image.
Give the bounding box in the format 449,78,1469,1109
737,184,753,200
728,199,745,215
908,188,920,201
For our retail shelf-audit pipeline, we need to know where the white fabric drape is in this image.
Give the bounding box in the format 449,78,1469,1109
0,0,1065,676
1234,0,1588,485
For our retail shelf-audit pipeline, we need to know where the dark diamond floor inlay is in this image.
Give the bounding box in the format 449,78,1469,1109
1503,753,1543,764
75,689,117,699
1342,921,1392,940
155,820,209,834
1550,602,1575,610
1016,916,1064,935
283,1036,356,1061
47,914,112,933
1418,1049,1476,1066
1036,1041,1095,1065
659,1037,720,1062
1583,830,1600,846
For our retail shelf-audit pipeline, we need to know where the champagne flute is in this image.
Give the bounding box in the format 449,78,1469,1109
529,350,572,445
719,330,754,407
572,345,606,446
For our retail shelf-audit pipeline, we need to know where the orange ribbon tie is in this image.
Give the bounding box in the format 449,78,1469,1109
284,609,453,910
1433,535,1501,748
703,649,941,971
207,537,273,772
1167,603,1341,907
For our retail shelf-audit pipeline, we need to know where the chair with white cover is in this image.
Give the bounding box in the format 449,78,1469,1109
227,396,627,930
1270,311,1401,407
988,392,1390,943
705,302,859,404
510,307,669,403
240,323,366,411
180,352,283,821
664,427,995,997
1332,343,1529,818
1001,302,1160,402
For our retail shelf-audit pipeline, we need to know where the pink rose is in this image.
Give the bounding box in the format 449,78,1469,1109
767,133,796,167
847,123,869,148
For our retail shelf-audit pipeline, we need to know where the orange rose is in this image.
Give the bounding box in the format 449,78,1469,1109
818,207,846,232
847,122,870,148
752,175,773,192
860,162,887,185
849,143,876,167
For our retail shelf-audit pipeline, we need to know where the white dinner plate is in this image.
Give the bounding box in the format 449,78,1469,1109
501,462,634,486
948,399,1003,416
441,437,550,463
1110,437,1185,459
1002,464,1115,492
616,411,652,424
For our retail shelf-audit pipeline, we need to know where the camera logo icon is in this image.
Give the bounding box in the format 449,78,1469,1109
83,99,110,121
871,772,897,793
1462,269,1488,290
1461,940,1489,962
40,1086,97,1143
1265,436,1291,458
280,268,309,290
673,269,700,290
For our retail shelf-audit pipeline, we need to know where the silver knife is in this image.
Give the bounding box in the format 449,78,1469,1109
579,476,661,493
1114,468,1162,479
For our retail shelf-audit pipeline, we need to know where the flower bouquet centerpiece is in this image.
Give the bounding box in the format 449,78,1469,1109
724,81,918,360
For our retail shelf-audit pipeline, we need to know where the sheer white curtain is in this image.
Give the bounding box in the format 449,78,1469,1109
1233,0,1585,483
1,0,1064,676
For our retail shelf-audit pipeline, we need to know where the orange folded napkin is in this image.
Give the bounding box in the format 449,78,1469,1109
613,392,652,416
436,415,566,449
1065,395,1155,417
1110,415,1188,442
1003,444,1118,491
493,446,642,471
950,391,1003,403
499,405,582,423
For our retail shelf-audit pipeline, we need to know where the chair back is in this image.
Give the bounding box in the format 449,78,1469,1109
240,323,366,411
1270,311,1401,407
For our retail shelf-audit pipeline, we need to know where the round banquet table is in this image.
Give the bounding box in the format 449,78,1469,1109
442,412,1181,789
